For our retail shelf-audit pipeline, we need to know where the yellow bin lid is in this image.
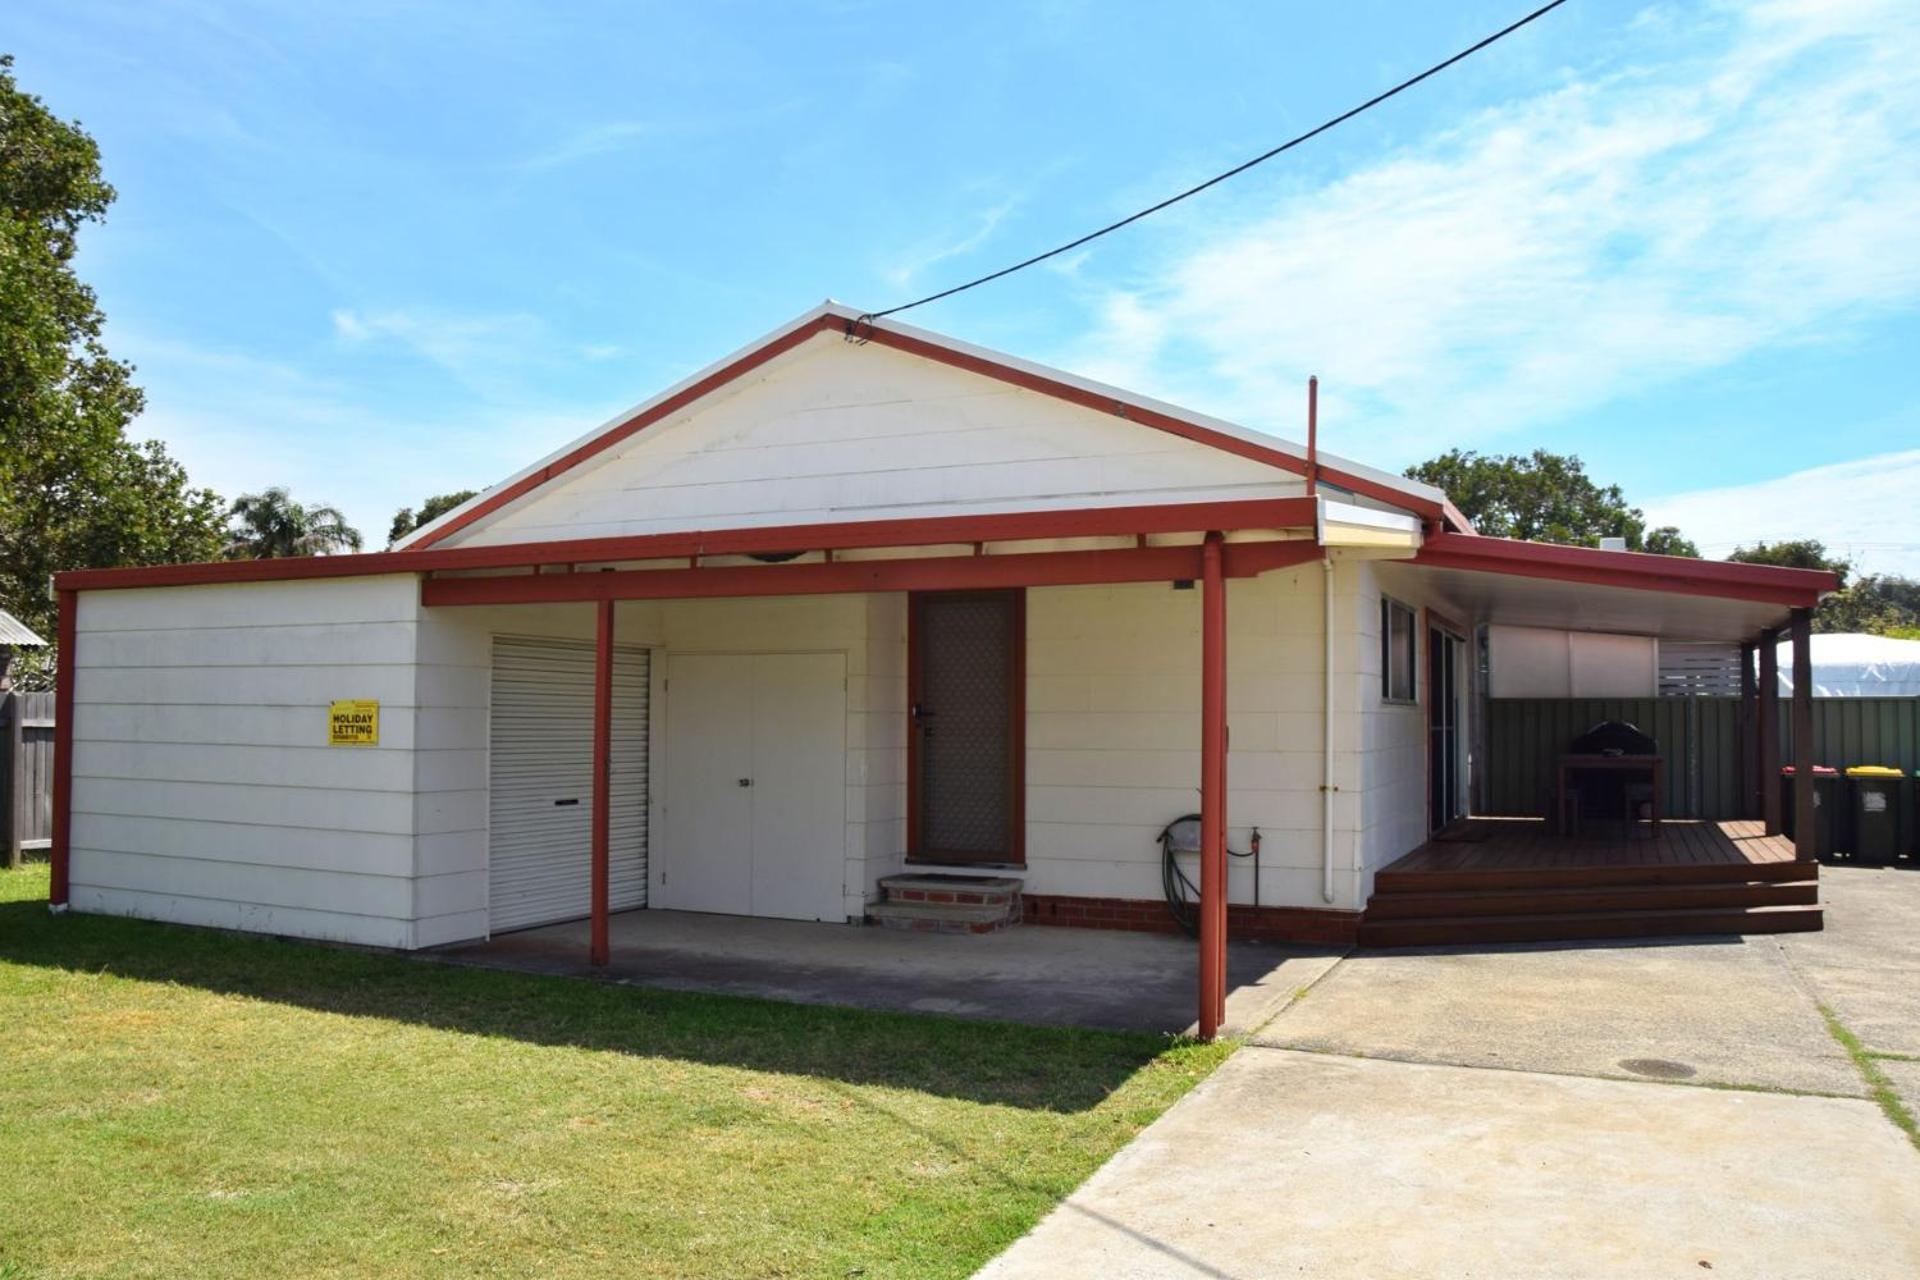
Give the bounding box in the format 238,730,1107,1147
1845,766,1905,778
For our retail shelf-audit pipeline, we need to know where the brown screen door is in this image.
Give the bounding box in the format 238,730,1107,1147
909,590,1024,864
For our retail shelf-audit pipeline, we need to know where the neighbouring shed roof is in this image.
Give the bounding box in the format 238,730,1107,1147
0,610,46,647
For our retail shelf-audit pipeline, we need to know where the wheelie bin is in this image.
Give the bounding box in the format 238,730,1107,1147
1780,765,1840,858
1846,766,1905,864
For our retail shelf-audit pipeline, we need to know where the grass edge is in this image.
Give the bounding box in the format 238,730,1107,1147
1819,1003,1920,1152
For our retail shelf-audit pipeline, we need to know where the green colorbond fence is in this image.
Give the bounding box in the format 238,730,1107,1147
1484,697,1919,821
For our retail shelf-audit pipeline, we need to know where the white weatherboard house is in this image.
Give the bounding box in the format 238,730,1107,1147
49,304,1834,1036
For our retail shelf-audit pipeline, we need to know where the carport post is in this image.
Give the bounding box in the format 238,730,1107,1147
1758,630,1781,836
1199,531,1227,1041
590,599,614,966
1739,641,1757,819
1789,609,1814,861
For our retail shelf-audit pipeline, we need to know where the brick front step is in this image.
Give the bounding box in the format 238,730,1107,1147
867,899,1020,935
877,873,1023,910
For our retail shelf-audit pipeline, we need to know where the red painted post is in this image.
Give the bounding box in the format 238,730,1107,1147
49,589,76,907
1790,609,1815,861
590,599,614,966
1305,376,1319,500
1199,532,1228,1040
1758,631,1781,835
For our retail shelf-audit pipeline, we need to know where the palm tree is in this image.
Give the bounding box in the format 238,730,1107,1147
224,487,364,559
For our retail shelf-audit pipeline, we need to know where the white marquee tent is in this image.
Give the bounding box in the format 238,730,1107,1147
1775,633,1920,697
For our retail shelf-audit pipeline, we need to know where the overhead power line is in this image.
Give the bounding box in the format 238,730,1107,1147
855,0,1573,328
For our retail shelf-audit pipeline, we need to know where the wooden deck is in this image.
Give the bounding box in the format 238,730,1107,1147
1363,818,1822,946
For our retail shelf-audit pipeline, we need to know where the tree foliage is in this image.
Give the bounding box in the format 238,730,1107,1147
388,489,477,547
1728,540,1920,636
0,55,225,638
1406,449,1698,556
225,487,363,559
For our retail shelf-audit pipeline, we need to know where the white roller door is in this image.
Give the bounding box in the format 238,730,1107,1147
488,636,650,933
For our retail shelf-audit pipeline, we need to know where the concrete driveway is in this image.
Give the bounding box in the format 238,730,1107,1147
980,864,1920,1279
434,908,1341,1035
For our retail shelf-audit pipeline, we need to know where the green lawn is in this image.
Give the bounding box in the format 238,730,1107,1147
0,866,1227,1279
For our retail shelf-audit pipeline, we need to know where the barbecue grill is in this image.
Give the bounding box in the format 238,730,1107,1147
1560,719,1662,833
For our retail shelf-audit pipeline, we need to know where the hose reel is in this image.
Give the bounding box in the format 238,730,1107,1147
1158,813,1261,938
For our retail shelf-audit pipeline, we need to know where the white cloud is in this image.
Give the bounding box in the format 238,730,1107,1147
519,120,655,171
884,193,1024,289
1061,0,1920,457
1644,447,1920,579
329,306,550,393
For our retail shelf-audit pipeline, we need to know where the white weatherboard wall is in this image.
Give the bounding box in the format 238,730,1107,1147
68,576,440,948
69,564,1443,946
1021,567,1368,912
1354,561,1473,903
448,334,1308,547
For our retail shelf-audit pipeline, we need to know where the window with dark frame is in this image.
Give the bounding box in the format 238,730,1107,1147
1381,597,1417,703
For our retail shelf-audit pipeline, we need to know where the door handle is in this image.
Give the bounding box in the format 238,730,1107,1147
738,778,753,787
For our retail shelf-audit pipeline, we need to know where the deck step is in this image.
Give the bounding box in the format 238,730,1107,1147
1358,903,1824,948
866,899,1019,935
1364,879,1820,920
1374,858,1820,895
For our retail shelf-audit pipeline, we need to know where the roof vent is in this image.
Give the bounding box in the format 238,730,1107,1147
1598,536,1628,552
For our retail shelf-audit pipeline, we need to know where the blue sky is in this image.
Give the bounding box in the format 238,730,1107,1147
11,0,1918,570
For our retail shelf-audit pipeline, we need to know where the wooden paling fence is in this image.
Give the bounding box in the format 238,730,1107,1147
1484,696,1920,822
2,692,55,868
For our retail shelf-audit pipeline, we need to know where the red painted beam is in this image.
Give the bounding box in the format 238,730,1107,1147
55,498,1320,593
1199,532,1228,1043
49,590,75,907
421,541,1323,607
1416,532,1836,607
590,600,613,967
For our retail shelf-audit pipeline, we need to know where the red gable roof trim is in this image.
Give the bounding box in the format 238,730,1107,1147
401,304,1465,550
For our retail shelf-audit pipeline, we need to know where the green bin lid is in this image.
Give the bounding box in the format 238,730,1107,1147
1845,766,1904,778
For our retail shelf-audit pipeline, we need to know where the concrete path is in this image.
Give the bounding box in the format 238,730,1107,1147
1253,934,1860,1095
982,863,1920,1278
1778,864,1920,1056
434,909,1341,1035
978,1048,1920,1280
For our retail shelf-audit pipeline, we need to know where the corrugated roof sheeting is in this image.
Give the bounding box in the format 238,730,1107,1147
0,611,46,646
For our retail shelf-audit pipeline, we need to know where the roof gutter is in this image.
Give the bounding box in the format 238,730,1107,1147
1414,532,1837,609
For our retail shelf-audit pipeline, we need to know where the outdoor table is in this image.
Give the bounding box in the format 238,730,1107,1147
1557,753,1663,836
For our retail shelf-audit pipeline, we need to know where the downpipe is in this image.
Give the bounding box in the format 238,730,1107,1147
1322,556,1337,904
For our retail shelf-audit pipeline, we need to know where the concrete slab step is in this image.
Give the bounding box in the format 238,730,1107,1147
867,898,1020,935
1358,903,1823,948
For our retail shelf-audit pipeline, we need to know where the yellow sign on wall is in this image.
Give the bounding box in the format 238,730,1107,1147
328,700,380,747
